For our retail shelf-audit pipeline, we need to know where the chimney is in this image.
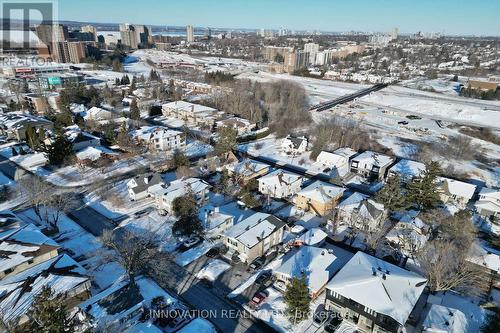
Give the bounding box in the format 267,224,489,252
382,274,386,280
214,206,220,213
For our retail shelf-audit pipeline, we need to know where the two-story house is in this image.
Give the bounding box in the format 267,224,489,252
153,178,210,215
474,187,500,224
258,169,303,199
294,180,345,216
436,177,476,209
126,173,164,201
281,136,309,155
324,251,427,333
223,212,286,263
132,126,185,152
350,151,395,181
199,206,234,237
388,159,426,183
226,159,270,184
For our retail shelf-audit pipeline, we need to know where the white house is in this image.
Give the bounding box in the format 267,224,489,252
281,136,309,155
437,177,476,209
65,128,101,151
334,192,369,224
273,246,348,298
84,106,114,121
199,206,234,236
475,187,500,224
325,251,427,333
216,117,256,136
132,126,185,152
388,159,426,182
258,169,303,199
313,151,349,176
223,212,286,263
226,159,270,183
350,151,395,181
126,173,164,201
162,101,221,127
153,178,210,215
422,304,467,333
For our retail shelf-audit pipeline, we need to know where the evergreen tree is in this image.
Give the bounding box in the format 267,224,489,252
129,99,140,120
406,161,442,210
172,149,189,168
46,134,73,166
214,126,238,156
25,125,41,150
284,276,311,323
25,286,77,333
172,193,203,236
129,76,136,94
115,77,121,86
374,175,407,212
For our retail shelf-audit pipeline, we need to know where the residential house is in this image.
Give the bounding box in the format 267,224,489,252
334,147,359,162
162,101,221,128
75,146,119,163
84,106,114,121
258,169,303,199
350,151,395,181
294,180,345,216
385,211,428,253
274,246,349,298
313,151,349,176
281,136,309,155
350,199,387,232
199,206,234,236
66,130,102,151
475,187,500,224
296,227,328,247
153,178,210,215
132,126,185,152
388,159,426,182
223,212,286,263
0,254,91,327
466,241,499,290
0,223,60,279
324,251,427,333
437,177,476,209
421,304,467,333
333,192,369,229
216,117,256,136
126,173,164,201
226,159,270,184
0,113,53,141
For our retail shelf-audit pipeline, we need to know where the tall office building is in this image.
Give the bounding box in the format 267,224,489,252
204,27,211,38
186,25,194,43
390,27,399,41
120,24,139,49
81,25,97,42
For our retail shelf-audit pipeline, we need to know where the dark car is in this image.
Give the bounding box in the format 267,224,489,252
398,120,409,125
205,247,220,258
324,315,343,333
248,257,265,271
255,271,272,285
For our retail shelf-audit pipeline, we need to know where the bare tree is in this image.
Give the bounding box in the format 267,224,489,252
18,176,52,221
43,193,78,232
417,240,485,295
101,229,162,287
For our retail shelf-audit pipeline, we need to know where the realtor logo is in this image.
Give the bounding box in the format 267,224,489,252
1,0,55,51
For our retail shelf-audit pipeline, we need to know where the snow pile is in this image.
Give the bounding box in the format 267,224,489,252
196,259,231,282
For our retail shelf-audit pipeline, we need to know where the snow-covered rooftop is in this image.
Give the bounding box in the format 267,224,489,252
389,159,426,179
227,159,269,178
258,169,303,187
351,151,395,168
296,180,345,203
224,212,285,249
437,177,476,200
157,178,210,203
326,251,427,325
275,246,347,295
297,228,327,246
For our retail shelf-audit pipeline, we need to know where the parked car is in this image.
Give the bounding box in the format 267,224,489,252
182,236,201,250
248,257,265,271
205,247,220,258
324,315,343,333
398,120,409,125
312,304,329,327
255,271,272,285
134,208,152,218
249,290,269,309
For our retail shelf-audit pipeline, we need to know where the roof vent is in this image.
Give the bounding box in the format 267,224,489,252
382,274,386,280
385,269,390,275
321,251,325,255
445,321,450,326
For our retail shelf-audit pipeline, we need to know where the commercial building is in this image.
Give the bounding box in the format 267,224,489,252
120,23,139,49
81,25,98,41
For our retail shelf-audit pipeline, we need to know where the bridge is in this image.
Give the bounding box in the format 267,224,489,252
309,83,388,111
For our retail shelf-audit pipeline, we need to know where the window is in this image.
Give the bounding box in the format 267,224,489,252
364,306,376,316
4,268,13,275
27,259,34,264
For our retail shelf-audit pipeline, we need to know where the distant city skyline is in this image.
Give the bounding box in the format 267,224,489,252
52,0,499,36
